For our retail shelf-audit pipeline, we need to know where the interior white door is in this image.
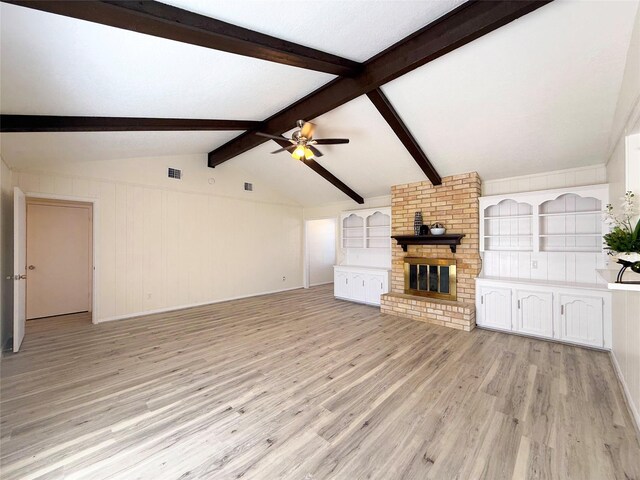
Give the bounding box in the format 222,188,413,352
26,203,91,319
13,187,26,352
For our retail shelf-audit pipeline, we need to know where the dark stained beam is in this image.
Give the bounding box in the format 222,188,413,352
366,88,441,185
208,1,552,169
0,115,260,132
2,0,361,76
271,137,363,204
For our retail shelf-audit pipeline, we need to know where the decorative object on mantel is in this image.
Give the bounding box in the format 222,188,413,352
430,222,446,235
392,234,465,253
419,224,429,235
603,191,640,284
413,212,423,236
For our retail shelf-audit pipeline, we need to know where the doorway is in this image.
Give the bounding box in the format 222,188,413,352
25,198,93,321
305,218,337,288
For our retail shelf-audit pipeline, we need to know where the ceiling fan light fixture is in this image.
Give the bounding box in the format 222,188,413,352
304,147,314,160
291,144,308,160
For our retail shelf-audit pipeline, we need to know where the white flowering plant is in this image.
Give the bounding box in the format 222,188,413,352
603,191,640,255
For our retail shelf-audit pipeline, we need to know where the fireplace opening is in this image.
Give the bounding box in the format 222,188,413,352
404,257,456,301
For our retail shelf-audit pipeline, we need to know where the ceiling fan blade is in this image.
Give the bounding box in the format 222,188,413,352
313,138,350,145
270,145,296,154
256,131,291,141
300,121,315,139
308,145,323,157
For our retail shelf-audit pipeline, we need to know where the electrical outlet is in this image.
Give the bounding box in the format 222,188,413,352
532,260,538,269
147,293,152,300
282,276,286,282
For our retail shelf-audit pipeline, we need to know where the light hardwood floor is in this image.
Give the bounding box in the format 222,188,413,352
1,285,639,479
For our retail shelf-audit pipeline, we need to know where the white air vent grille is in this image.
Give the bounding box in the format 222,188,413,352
168,168,181,179
244,182,253,191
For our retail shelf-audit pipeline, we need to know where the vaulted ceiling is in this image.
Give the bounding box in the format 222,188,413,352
1,0,638,206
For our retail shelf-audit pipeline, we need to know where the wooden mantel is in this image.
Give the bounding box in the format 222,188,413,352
392,234,465,253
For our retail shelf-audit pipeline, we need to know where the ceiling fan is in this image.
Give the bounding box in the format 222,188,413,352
255,120,349,160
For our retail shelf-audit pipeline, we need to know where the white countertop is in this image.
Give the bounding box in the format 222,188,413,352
596,269,640,292
476,276,608,291
334,264,391,271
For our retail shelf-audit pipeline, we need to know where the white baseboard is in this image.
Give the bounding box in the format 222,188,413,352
610,351,640,437
309,281,333,287
95,285,304,324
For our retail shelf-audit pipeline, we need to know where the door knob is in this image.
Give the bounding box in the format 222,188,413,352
13,274,26,280
28,265,35,270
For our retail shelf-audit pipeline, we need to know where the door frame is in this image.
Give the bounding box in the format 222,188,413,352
303,216,337,289
23,192,99,324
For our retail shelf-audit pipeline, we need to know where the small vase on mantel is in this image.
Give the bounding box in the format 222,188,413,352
413,212,423,236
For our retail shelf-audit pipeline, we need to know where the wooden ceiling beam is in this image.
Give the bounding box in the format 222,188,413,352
0,115,259,132
271,137,363,204
2,0,361,76
208,1,552,170
366,88,441,185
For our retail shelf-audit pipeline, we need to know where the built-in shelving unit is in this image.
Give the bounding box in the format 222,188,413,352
482,199,533,252
538,194,602,253
341,208,390,250
337,207,392,306
476,184,611,350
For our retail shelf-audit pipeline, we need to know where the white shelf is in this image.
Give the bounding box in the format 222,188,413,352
538,210,601,217
484,235,532,238
539,234,601,237
485,214,533,219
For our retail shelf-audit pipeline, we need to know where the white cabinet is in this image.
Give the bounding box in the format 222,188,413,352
334,266,390,306
366,274,386,304
476,278,611,349
515,290,553,337
334,270,350,299
341,208,391,250
557,294,604,348
478,285,512,330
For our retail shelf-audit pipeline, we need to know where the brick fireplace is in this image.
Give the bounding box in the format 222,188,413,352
380,173,481,331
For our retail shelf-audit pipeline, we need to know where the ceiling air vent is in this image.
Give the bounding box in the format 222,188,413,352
168,167,181,179
244,182,253,192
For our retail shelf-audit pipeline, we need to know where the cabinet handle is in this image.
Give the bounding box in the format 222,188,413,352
517,300,521,309
561,305,564,315
481,296,484,305
362,280,365,287
346,278,348,285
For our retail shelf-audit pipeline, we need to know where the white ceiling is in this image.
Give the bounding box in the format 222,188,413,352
1,0,638,207
381,0,639,181
161,0,467,62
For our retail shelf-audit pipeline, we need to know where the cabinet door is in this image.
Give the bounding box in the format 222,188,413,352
365,274,385,305
558,294,603,347
334,271,350,299
478,286,512,331
515,290,553,338
350,273,367,302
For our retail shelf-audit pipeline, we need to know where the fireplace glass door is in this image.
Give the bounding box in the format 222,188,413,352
404,258,456,301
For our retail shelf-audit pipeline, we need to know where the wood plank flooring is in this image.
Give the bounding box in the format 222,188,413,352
1,285,638,479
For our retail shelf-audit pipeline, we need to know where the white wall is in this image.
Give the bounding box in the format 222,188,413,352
606,4,640,432
482,164,607,196
306,219,336,286
10,155,304,323
0,157,13,349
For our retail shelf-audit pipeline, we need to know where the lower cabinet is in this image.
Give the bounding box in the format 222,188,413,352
557,294,604,348
476,279,611,349
334,266,390,306
515,290,553,338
